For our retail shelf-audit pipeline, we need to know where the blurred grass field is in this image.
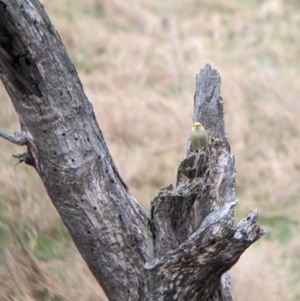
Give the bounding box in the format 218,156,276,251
1,0,300,300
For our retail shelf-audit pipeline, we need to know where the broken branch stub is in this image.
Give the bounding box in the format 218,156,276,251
149,64,265,300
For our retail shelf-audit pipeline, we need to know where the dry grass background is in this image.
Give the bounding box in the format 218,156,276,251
0,0,300,300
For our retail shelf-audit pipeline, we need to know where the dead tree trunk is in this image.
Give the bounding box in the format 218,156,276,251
0,1,265,300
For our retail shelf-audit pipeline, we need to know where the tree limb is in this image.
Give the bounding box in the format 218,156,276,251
0,129,28,145
149,65,266,300
0,1,152,299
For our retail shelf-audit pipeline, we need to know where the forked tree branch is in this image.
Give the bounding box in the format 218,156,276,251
0,1,265,300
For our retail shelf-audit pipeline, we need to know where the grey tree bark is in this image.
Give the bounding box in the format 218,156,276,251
0,1,265,300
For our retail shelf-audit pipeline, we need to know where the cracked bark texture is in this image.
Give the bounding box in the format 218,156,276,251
0,1,265,300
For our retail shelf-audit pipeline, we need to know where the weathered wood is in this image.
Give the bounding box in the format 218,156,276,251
0,1,265,300
0,1,151,300
149,65,265,300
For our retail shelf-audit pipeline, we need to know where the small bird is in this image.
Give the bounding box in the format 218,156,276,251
189,122,208,151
